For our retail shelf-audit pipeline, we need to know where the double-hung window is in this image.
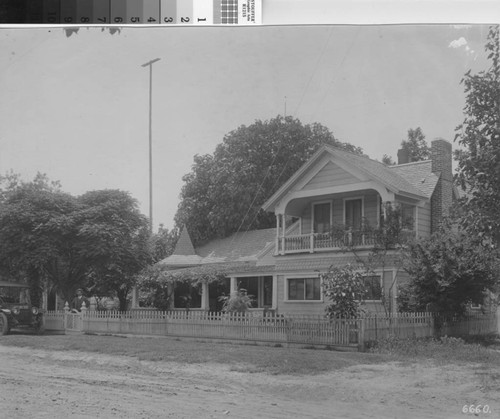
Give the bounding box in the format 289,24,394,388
287,277,321,301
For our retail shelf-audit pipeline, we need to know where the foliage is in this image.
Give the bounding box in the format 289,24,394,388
329,202,416,315
150,225,179,263
455,26,500,246
218,289,255,313
0,174,152,308
381,154,395,165
0,173,82,303
175,115,363,246
321,264,367,319
400,127,430,162
137,263,230,309
78,190,151,311
402,223,498,315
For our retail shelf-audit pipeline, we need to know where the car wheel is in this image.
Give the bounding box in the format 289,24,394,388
0,312,9,336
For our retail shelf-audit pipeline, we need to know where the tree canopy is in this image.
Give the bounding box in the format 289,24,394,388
175,115,363,246
400,127,430,162
77,190,151,311
455,25,500,246
0,174,151,308
401,223,498,315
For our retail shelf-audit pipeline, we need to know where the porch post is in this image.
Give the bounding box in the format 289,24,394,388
272,275,278,310
275,214,280,255
201,281,209,311
230,277,237,294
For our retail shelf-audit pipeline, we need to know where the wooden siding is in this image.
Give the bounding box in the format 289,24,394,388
417,201,431,238
302,161,360,190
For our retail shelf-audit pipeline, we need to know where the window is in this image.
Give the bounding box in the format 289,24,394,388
362,276,382,301
313,202,331,234
287,278,321,301
400,204,415,230
345,199,362,229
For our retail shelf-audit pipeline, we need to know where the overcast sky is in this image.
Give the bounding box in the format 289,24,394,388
0,24,492,230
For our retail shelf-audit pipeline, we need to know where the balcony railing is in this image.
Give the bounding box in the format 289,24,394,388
277,229,416,254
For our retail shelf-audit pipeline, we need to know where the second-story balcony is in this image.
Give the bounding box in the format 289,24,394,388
276,228,416,255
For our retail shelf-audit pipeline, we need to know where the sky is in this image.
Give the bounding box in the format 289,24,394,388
0,23,494,230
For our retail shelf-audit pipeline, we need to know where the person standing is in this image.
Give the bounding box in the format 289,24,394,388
71,288,90,312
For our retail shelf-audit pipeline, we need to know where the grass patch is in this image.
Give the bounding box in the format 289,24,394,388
368,334,500,364
0,333,387,375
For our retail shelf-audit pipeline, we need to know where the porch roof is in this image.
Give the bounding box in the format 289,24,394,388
160,228,277,268
164,261,275,280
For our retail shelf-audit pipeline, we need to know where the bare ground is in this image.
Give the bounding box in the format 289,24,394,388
1,342,499,419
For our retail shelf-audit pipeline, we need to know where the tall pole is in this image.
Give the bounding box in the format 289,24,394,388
141,58,160,232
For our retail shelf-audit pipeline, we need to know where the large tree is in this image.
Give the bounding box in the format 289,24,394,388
0,173,82,304
400,127,430,162
0,175,152,308
175,115,362,246
455,26,500,246
77,190,151,311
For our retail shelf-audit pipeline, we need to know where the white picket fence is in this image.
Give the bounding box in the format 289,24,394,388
43,310,498,351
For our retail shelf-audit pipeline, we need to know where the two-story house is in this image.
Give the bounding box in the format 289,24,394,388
159,138,455,315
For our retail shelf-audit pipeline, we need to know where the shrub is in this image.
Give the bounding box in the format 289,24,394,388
218,289,255,313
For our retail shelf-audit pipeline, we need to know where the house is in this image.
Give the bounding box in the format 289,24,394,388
159,138,456,315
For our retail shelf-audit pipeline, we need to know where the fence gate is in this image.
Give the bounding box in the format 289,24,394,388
64,312,84,334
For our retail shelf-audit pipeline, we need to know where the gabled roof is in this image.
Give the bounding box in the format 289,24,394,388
262,145,430,211
389,160,439,199
160,228,276,268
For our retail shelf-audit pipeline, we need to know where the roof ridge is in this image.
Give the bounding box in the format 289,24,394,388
391,160,431,168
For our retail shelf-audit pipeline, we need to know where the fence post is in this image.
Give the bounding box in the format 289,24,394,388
63,302,70,330
358,318,366,352
80,303,87,332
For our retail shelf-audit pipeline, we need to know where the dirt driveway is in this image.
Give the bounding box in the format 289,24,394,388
0,342,498,419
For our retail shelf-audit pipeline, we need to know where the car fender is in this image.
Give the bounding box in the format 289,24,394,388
0,308,12,315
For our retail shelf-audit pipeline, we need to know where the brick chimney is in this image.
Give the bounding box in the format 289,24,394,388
397,148,410,165
430,138,453,233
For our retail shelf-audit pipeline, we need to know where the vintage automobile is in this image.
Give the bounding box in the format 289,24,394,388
0,280,44,335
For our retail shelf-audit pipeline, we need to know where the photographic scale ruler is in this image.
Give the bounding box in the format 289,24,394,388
0,0,261,25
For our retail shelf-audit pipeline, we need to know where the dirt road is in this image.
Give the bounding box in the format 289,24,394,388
0,344,498,419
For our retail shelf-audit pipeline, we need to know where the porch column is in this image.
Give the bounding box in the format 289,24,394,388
200,282,209,311
280,214,286,255
275,214,280,255
230,277,237,294
272,275,278,310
